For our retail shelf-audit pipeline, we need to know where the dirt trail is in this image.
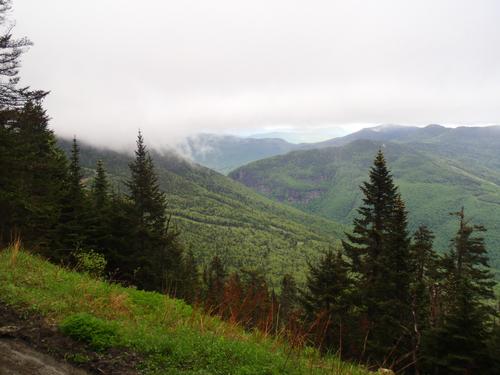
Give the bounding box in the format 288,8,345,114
0,303,140,375
0,338,87,375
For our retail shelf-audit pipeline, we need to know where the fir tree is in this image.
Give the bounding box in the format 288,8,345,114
87,159,111,255
92,159,109,209
0,102,66,248
423,208,497,374
55,137,88,259
278,274,298,325
342,150,413,366
301,249,354,356
126,130,167,237
99,193,135,278
378,195,413,367
177,250,199,304
126,131,184,292
408,225,440,375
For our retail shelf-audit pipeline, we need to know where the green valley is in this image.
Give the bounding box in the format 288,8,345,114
58,138,346,286
230,139,500,276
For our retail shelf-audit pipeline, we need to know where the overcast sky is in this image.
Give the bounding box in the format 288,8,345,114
11,0,500,147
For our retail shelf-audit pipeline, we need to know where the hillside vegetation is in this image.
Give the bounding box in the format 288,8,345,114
58,139,346,286
230,140,500,276
0,247,370,374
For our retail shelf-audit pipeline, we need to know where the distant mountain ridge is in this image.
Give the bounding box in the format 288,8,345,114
183,124,500,174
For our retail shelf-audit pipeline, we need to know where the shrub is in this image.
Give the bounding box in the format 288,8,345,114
59,313,118,351
72,249,107,278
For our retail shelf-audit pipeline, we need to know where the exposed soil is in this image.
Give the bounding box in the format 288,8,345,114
0,339,87,375
0,303,141,375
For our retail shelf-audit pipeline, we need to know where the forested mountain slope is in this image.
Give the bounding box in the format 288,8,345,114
58,138,345,286
230,140,500,276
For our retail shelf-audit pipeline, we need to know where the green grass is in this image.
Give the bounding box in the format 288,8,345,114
0,247,370,375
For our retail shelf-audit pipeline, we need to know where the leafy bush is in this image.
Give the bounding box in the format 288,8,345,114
73,249,107,278
59,313,118,351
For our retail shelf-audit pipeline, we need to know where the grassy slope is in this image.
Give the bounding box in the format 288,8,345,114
0,248,369,375
58,139,346,286
230,140,500,277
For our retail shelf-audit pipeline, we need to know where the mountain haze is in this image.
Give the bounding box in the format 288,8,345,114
178,134,297,174
183,124,500,176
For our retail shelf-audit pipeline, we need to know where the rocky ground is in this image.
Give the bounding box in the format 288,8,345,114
0,303,140,375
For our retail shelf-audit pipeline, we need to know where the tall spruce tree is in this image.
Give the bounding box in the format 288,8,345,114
0,101,66,248
92,160,109,209
54,137,88,260
126,131,183,292
409,225,440,375
88,159,111,255
177,250,199,304
342,150,413,367
301,249,354,357
127,131,167,236
0,2,55,248
278,274,298,325
423,208,497,374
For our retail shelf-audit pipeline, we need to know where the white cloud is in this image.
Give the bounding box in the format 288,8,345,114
11,0,500,148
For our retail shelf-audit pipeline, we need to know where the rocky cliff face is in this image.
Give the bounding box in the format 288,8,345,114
232,169,326,205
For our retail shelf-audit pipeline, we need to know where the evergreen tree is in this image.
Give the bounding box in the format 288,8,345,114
488,306,500,371
342,150,413,366
178,250,200,304
88,159,111,255
0,102,66,248
423,208,497,374
408,225,440,375
378,195,413,366
99,193,135,279
301,249,354,357
92,160,109,209
55,137,88,259
278,274,298,325
0,3,55,248
126,131,183,292
68,138,83,197
126,130,167,237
